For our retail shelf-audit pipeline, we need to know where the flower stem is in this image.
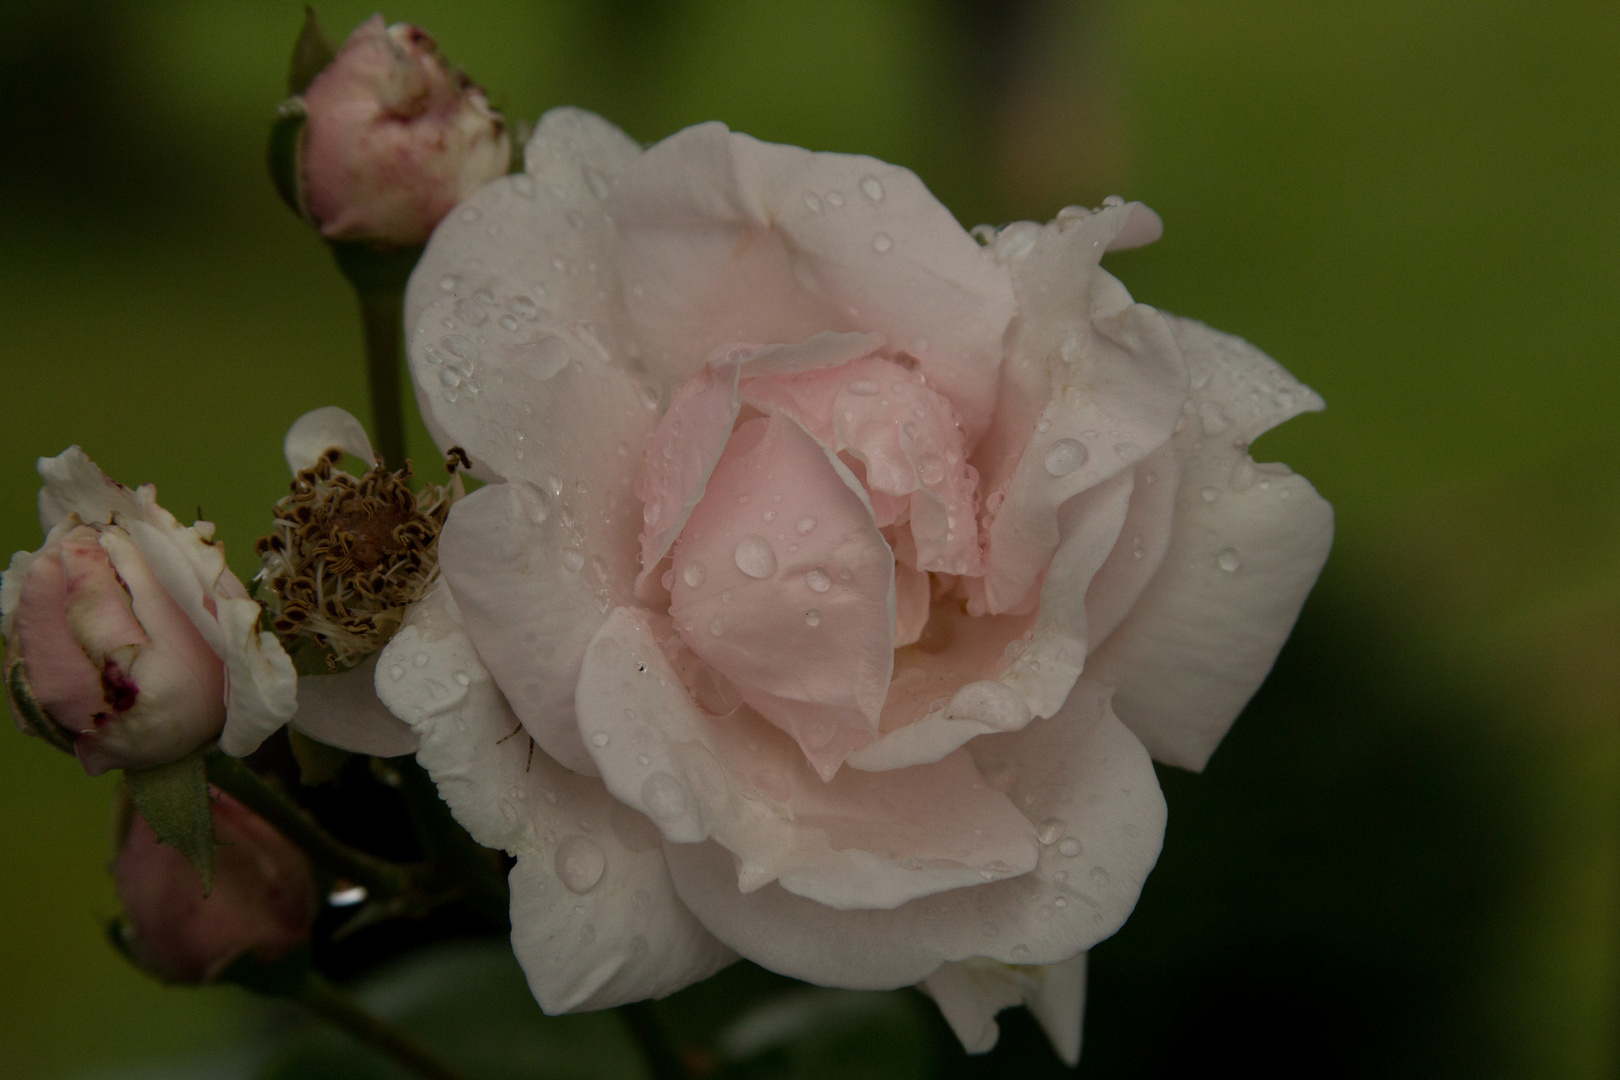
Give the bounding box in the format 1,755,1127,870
295,971,471,1080
328,242,424,470
204,750,411,900
618,1000,691,1080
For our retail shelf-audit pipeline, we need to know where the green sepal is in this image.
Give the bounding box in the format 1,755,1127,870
286,7,335,95
125,751,215,893
219,942,312,997
268,99,308,221
289,727,351,786
6,659,78,755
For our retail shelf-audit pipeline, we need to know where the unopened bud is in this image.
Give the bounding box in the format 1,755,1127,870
114,792,316,984
290,14,511,248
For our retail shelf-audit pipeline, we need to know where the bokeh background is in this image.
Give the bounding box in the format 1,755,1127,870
1,1,1615,1077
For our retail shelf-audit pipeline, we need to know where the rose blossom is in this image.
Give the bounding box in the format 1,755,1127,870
297,15,510,248
374,109,1333,1060
114,791,317,983
2,449,295,775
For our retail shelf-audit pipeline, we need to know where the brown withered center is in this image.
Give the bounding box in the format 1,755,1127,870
255,449,452,667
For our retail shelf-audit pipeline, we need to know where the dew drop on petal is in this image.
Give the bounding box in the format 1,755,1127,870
682,561,705,588
805,569,832,593
860,175,885,201
804,192,822,212
871,232,893,253
1217,548,1241,573
1044,439,1088,477
1036,818,1065,845
562,549,585,572
388,665,405,681
554,836,605,893
734,536,776,578
709,617,724,637
590,731,610,747
1058,836,1083,857
804,609,821,627
796,515,817,535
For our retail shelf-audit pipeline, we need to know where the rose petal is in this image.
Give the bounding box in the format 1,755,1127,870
893,562,929,648
1084,317,1333,770
920,953,1087,1064
11,546,105,730
609,122,1015,440
293,655,418,756
577,607,1038,910
373,583,735,1011
283,406,377,472
661,682,1164,990
669,414,895,777
34,446,145,535
975,207,1188,614
1082,445,1180,647
405,108,644,479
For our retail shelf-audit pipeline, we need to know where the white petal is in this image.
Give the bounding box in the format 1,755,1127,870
405,108,643,479
283,406,376,472
578,608,1037,911
291,655,418,756
920,953,1087,1065
1085,317,1333,770
374,583,735,1010
975,206,1187,614
34,446,145,534
609,122,1015,440
662,683,1164,990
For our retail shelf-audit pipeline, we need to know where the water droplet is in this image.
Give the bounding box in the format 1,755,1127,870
388,665,405,681
562,549,585,572
1037,418,1052,433
804,569,832,593
682,562,705,588
1216,548,1241,573
438,275,459,291
1090,866,1112,887
826,191,844,207
660,568,675,591
642,773,689,821
1053,896,1068,909
590,731,610,747
1201,486,1220,503
918,455,946,485
511,296,537,320
1037,818,1065,845
847,378,878,395
1011,944,1032,961
871,232,893,253
1044,439,1088,476
804,609,821,627
1058,836,1083,857
709,617,724,637
902,421,919,440
499,314,519,331
734,536,776,578
454,298,487,326
796,516,817,535
1199,401,1229,435
1114,442,1143,463
453,671,471,686
859,175,885,202
554,836,605,893
803,192,822,212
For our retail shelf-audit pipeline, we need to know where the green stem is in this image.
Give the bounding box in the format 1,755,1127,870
296,971,471,1080
205,751,411,900
358,288,407,469
618,1000,691,1080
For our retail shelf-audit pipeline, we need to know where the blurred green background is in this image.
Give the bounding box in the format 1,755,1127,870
1,1,1615,1077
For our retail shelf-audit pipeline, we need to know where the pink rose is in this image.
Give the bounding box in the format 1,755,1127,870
377,109,1332,1060
3,450,295,775
297,15,510,247
114,791,316,983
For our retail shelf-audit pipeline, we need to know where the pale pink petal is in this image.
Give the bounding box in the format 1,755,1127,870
920,953,1087,1064
577,608,1037,910
974,206,1187,614
634,364,740,597
59,528,147,661
35,446,145,535
669,415,894,778
662,682,1164,989
893,562,929,648
436,477,643,776
292,656,418,757
745,355,982,576
374,584,735,1010
11,547,105,730
1082,445,1179,647
283,406,376,472
1085,317,1332,770
405,108,644,479
610,123,1015,440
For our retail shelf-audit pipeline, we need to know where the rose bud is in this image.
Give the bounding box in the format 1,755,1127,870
2,448,296,775
114,791,316,984
295,15,511,248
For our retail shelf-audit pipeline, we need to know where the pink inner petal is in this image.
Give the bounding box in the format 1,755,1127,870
13,547,106,732
669,414,894,780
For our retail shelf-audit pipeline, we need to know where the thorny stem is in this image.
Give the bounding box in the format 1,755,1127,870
295,971,472,1080
619,1000,693,1080
205,751,412,900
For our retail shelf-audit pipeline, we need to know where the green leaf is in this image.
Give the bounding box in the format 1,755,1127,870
254,941,642,1080
125,753,215,892
286,7,334,95
6,659,78,755
267,100,307,221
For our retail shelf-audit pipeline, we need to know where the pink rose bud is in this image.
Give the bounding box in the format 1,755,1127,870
115,792,316,984
7,523,226,775
299,15,511,247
